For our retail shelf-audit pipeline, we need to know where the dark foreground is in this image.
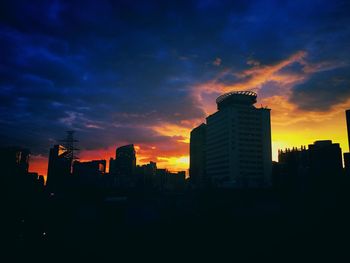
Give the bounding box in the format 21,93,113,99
2,187,350,262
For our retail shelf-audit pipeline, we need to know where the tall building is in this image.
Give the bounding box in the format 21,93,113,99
46,145,72,192
109,144,136,187
189,123,207,186
191,91,272,188
346,110,350,150
113,144,136,176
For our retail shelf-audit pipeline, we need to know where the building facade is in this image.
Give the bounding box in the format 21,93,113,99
46,144,72,192
190,91,272,188
109,144,137,187
189,123,207,186
110,144,136,176
346,110,350,150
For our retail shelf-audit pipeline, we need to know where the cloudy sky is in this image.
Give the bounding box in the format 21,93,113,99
1,0,350,176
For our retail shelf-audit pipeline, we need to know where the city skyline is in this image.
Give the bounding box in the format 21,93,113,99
1,1,350,177
9,95,350,181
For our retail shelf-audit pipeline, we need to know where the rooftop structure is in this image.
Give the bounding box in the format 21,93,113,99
216,91,257,110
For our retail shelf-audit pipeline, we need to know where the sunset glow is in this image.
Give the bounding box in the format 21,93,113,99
29,51,350,178
2,0,349,179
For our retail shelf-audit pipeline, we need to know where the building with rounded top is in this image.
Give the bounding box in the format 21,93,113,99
190,90,272,188
216,91,257,110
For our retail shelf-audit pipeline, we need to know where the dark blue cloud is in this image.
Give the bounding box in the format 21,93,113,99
0,0,350,156
290,66,350,111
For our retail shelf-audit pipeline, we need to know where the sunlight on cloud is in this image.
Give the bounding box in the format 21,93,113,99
191,51,350,161
157,155,189,172
152,123,192,143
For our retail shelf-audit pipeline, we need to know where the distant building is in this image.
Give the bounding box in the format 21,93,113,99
277,146,309,190
346,110,350,149
0,147,30,178
345,110,350,176
46,145,72,192
155,168,186,191
0,147,30,187
189,123,206,186
204,91,272,188
109,144,136,187
167,171,186,190
276,141,343,189
0,147,45,197
308,140,343,179
344,153,350,176
110,144,136,176
73,160,106,186
135,161,157,187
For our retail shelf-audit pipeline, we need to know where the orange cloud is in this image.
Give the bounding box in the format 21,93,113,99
29,51,350,177
191,51,350,161
152,123,192,143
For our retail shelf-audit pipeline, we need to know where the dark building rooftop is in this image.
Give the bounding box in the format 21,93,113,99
309,140,335,147
116,144,136,157
216,91,257,110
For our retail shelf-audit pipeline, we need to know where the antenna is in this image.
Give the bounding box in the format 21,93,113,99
60,130,79,162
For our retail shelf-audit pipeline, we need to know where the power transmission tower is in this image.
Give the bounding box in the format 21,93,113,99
60,130,79,163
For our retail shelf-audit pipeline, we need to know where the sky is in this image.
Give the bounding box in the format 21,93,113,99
1,0,350,177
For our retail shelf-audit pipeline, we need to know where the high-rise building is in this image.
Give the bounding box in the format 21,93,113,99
46,145,72,192
109,144,136,187
346,110,350,150
189,123,207,186
114,144,136,176
205,91,272,188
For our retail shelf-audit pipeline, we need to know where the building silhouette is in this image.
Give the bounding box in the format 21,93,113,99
60,130,79,171
277,146,309,190
189,123,207,187
0,147,30,190
73,160,106,186
155,168,186,191
190,91,272,188
309,140,343,179
276,140,343,190
346,110,350,149
135,161,157,187
344,153,350,176
344,110,350,176
109,144,136,187
46,145,72,192
0,147,30,177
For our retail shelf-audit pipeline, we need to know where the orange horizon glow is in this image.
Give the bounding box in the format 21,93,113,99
29,51,350,179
